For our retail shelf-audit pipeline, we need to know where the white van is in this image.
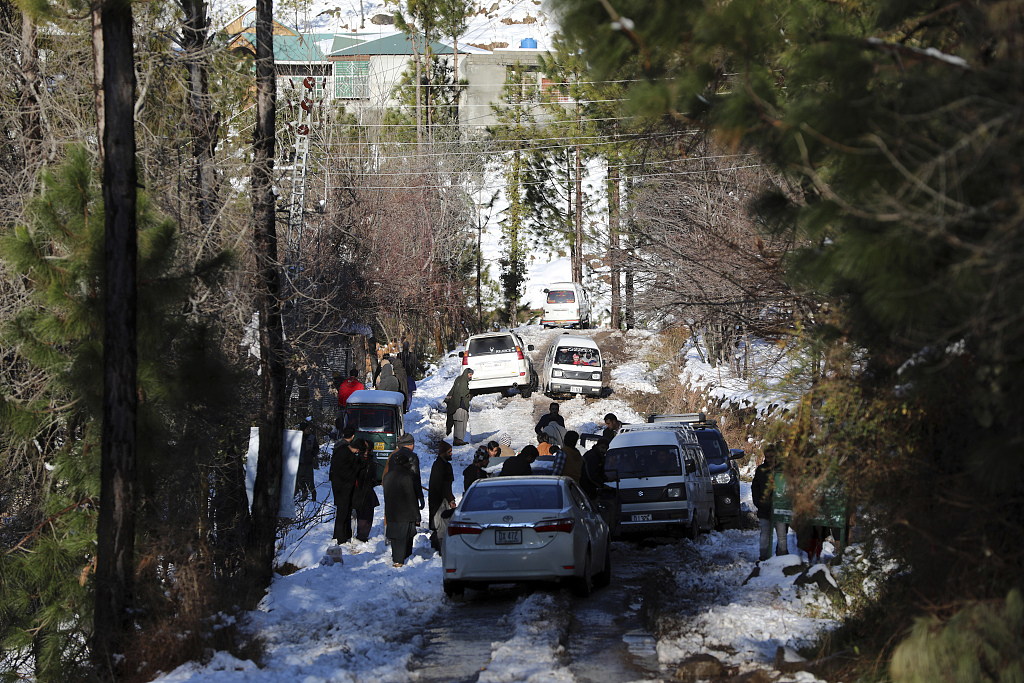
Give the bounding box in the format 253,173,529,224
541,334,603,397
604,424,716,539
541,282,591,329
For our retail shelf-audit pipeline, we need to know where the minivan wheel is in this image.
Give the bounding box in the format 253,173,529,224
686,519,699,542
443,579,464,598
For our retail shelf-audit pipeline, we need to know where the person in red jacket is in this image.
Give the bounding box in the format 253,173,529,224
337,367,365,408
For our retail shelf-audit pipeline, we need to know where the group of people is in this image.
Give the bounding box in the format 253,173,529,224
335,340,418,414
373,342,417,413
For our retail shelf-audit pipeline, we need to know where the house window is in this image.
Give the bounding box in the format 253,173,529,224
334,61,370,99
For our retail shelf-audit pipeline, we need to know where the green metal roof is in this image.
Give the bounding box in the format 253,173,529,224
330,33,454,57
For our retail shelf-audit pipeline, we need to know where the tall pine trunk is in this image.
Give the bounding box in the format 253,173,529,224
573,104,583,283
182,0,219,234
245,0,286,598
91,10,104,163
93,0,138,674
20,13,41,169
608,156,620,329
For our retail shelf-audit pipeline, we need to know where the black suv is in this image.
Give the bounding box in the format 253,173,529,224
648,413,745,529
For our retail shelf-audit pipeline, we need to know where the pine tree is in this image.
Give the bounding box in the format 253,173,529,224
0,147,238,679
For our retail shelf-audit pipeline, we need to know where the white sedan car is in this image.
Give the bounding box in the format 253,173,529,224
441,476,611,598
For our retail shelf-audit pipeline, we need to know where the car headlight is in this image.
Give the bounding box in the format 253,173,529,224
666,487,683,498
552,369,563,377
712,472,733,485
591,372,601,380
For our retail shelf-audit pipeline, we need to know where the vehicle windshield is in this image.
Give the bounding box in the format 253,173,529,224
605,446,682,478
554,346,600,366
695,431,727,465
546,290,575,304
344,406,394,433
462,483,563,512
468,336,516,356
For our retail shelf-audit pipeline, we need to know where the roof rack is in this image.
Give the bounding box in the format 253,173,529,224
648,412,718,428
617,422,699,444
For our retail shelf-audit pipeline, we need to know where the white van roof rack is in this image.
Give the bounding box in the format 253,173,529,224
617,422,699,444
648,412,719,428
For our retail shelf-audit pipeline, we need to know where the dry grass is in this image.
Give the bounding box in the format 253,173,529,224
118,537,266,682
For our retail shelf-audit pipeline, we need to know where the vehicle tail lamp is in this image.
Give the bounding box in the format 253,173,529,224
462,354,468,366
516,347,525,360
533,518,575,533
447,521,483,536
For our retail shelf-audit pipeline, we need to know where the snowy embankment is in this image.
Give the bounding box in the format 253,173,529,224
154,325,851,683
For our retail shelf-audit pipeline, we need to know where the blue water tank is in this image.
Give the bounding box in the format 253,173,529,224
520,37,537,49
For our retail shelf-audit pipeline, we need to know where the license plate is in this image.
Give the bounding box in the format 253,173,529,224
571,386,582,393
376,442,385,451
495,529,522,545
631,514,653,522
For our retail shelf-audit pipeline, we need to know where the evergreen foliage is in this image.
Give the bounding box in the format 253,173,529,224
890,590,1024,683
552,0,1024,663
0,148,242,679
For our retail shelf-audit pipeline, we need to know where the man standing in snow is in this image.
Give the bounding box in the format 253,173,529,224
535,402,565,438
752,443,787,560
428,441,456,552
329,435,361,543
445,367,473,446
294,419,319,501
383,450,420,567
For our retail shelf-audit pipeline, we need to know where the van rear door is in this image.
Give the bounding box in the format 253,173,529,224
467,335,520,382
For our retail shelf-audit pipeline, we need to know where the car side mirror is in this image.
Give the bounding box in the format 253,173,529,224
686,461,696,474
730,448,745,460
458,351,464,358
527,344,535,351
543,288,550,293
604,467,620,483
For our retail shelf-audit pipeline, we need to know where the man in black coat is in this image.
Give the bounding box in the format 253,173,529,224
752,443,787,560
535,403,565,438
383,450,421,566
501,445,539,476
329,435,361,543
428,441,456,551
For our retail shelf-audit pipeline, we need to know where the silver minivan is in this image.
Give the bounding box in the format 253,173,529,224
604,424,716,539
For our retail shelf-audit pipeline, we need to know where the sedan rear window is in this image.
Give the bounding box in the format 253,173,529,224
468,336,516,356
546,290,575,304
605,446,682,478
462,484,563,511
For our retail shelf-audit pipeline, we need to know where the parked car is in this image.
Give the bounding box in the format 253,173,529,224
462,330,536,397
441,476,611,597
343,389,405,482
649,413,745,529
541,282,591,329
540,334,604,398
604,423,716,539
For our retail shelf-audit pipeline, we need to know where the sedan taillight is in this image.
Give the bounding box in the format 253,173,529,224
462,354,468,366
516,347,525,360
533,518,575,533
447,521,483,536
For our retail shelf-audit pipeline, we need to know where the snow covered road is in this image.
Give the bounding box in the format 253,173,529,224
153,326,843,683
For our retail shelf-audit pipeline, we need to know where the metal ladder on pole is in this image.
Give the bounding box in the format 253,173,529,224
288,77,315,261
